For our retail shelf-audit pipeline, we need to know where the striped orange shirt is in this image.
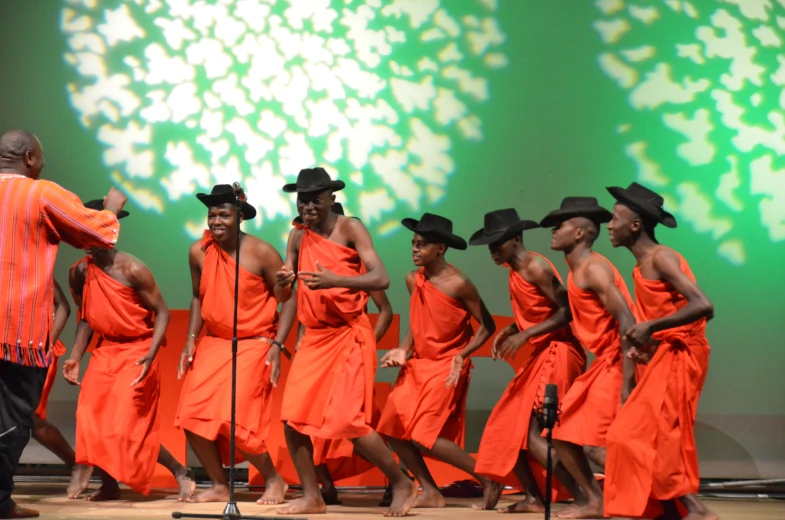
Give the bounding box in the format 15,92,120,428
0,174,120,368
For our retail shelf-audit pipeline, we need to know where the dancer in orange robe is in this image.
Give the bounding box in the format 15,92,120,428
377,212,500,510
275,168,418,516
31,280,91,498
62,200,195,501
604,183,717,520
295,202,396,506
469,209,587,512
538,197,638,519
175,184,296,505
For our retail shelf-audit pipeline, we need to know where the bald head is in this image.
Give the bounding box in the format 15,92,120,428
0,130,44,178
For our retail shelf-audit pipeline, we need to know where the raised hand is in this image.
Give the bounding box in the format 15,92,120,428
62,359,81,385
103,186,128,215
298,261,340,290
381,348,408,368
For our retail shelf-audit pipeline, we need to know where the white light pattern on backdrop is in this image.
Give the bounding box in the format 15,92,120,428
60,0,508,245
595,0,785,265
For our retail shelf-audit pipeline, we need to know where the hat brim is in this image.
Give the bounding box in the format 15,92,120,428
84,199,129,219
539,207,612,229
606,186,677,228
402,218,468,250
282,180,346,194
196,192,257,220
468,219,539,246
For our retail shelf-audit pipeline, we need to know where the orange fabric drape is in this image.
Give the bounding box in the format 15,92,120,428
74,261,159,495
551,253,635,447
281,228,377,440
175,231,278,464
475,254,586,500
376,268,473,450
605,253,710,517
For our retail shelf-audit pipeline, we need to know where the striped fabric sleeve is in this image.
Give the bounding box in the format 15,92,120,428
40,181,120,249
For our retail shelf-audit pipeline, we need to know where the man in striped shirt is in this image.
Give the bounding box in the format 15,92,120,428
0,129,127,519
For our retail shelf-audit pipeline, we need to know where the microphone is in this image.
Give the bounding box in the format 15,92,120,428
232,182,247,203
542,383,559,430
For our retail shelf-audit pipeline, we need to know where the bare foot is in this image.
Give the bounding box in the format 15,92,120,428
414,488,446,508
384,479,418,517
257,477,289,505
557,501,604,519
85,481,121,502
186,485,229,503
321,485,341,506
497,496,545,514
67,464,93,499
276,496,327,515
472,480,504,510
174,468,196,502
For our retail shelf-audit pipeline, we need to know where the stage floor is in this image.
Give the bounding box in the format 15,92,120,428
11,483,785,519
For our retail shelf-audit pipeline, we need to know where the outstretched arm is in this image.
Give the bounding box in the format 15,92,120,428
585,259,637,403
128,260,170,385
51,279,71,345
368,290,393,343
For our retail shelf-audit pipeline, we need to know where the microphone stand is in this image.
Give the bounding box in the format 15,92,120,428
540,386,559,520
544,425,553,520
173,190,303,520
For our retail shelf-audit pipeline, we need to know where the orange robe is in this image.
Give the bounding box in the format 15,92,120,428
34,339,67,420
281,228,377,440
376,268,473,450
176,231,279,464
475,254,586,493
604,253,710,517
550,253,634,447
74,258,160,495
309,291,382,480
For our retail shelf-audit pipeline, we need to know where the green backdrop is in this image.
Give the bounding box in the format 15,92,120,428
3,0,783,477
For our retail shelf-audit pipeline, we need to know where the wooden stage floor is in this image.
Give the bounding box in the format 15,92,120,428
11,483,785,519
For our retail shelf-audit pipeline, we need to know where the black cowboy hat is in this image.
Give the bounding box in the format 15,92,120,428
84,199,129,219
401,213,467,250
293,202,349,224
196,184,257,220
606,182,677,228
283,167,345,194
469,208,539,246
539,197,612,228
